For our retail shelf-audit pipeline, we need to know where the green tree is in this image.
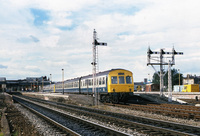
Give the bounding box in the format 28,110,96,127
152,72,161,84
152,68,183,89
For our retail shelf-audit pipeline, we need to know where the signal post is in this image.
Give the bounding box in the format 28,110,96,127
92,29,107,106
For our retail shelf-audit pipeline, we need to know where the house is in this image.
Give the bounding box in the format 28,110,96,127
183,74,200,85
145,83,159,92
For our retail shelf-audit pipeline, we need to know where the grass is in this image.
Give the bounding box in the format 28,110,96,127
0,132,3,136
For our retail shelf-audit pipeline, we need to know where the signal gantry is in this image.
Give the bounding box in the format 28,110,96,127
147,47,183,97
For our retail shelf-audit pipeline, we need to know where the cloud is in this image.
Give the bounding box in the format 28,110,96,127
0,64,8,69
25,65,40,72
17,35,40,43
30,35,40,42
1,0,200,82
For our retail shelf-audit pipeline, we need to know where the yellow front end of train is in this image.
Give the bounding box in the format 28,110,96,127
107,69,134,93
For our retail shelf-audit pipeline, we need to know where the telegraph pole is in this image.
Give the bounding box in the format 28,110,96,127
92,29,107,106
147,47,183,97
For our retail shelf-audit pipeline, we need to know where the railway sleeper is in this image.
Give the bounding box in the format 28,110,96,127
133,104,200,117
140,129,152,133
150,103,200,111
149,131,164,136
178,113,190,119
194,115,200,120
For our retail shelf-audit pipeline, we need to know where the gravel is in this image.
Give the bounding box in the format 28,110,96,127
14,103,66,136
99,106,200,127
16,96,147,136
11,93,200,136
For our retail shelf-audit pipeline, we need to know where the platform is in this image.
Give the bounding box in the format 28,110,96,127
134,92,200,105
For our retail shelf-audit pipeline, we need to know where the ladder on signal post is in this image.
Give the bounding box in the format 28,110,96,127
92,29,107,106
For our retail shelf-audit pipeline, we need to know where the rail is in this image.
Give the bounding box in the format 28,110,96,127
13,95,200,136
13,96,129,136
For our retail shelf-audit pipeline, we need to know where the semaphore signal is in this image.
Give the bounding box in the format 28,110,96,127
92,29,107,106
147,47,183,97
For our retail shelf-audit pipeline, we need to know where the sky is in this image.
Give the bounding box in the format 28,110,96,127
0,0,200,82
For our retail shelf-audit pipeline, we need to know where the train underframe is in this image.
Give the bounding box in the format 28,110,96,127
100,92,133,104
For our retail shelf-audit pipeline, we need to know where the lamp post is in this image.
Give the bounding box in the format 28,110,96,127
50,74,52,91
178,69,180,92
62,69,64,95
42,77,44,92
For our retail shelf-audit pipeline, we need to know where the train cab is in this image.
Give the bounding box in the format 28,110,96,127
100,69,134,103
107,69,134,93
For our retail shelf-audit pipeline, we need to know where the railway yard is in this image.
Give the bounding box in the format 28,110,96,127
2,0,200,135
0,92,199,136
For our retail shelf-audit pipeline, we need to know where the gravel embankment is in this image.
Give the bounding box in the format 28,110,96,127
23,93,200,126
13,93,200,136
96,105,200,127
14,103,66,136
0,93,42,136
15,97,146,136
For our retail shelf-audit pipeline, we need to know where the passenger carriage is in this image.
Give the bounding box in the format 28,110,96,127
44,69,134,103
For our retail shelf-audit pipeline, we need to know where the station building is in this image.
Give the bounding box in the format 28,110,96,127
0,76,51,92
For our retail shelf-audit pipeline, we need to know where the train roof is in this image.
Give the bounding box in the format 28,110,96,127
81,68,131,79
56,68,130,83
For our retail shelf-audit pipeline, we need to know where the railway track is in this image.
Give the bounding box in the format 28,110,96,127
13,96,129,136
104,103,200,120
13,95,200,136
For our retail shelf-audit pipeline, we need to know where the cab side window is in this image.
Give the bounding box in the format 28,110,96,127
111,76,117,84
126,76,132,84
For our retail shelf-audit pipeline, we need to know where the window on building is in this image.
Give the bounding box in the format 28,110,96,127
111,76,118,84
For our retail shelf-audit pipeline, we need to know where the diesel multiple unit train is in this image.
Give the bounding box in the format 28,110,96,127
43,69,134,103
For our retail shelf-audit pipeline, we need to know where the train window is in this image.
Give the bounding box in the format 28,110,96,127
85,80,89,86
89,79,92,86
64,83,67,88
118,73,124,75
74,82,77,87
111,76,117,84
126,76,132,84
76,82,78,87
96,78,99,85
102,77,105,84
119,76,125,84
99,78,102,85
